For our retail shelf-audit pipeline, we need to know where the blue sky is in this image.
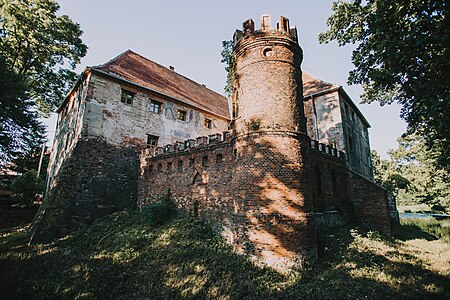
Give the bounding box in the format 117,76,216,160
48,0,407,158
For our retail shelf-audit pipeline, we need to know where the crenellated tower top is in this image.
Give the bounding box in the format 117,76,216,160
230,14,305,136
233,15,298,48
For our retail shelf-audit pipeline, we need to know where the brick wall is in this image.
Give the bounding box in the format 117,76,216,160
30,139,139,243
347,170,393,234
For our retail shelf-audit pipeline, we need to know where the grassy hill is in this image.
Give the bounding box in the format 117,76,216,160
0,210,449,299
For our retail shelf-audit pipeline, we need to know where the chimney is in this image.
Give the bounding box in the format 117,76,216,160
169,66,175,71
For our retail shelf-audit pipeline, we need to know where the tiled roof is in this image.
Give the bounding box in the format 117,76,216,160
302,71,339,97
91,50,229,119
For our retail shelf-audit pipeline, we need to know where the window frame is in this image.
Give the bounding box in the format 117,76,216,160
149,100,162,114
146,134,159,149
176,109,187,122
121,89,135,105
204,118,212,129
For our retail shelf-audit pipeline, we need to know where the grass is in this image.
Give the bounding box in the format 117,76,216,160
399,218,450,243
0,210,449,299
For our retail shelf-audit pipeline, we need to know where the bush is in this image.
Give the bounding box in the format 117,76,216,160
141,190,176,226
10,170,43,207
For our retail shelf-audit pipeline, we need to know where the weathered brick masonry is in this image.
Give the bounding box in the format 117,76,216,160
30,139,139,242
32,14,398,271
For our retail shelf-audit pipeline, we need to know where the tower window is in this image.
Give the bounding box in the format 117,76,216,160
177,110,187,121
146,134,159,149
204,118,212,129
149,100,162,113
121,89,134,105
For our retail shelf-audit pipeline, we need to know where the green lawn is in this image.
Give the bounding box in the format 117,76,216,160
0,210,449,299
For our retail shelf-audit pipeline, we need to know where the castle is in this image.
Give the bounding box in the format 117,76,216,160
30,15,398,271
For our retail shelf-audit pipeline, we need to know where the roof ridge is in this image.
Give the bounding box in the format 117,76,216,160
303,70,340,88
90,49,133,69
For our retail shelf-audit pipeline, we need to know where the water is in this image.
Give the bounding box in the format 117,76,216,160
400,212,433,219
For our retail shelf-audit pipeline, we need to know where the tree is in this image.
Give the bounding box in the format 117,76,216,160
0,57,44,167
372,134,450,212
0,0,87,165
319,0,450,170
220,40,234,98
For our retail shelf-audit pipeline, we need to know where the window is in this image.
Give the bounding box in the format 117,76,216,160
177,110,187,121
167,162,172,171
204,118,212,129
216,154,223,163
189,158,195,167
158,163,162,171
202,156,208,166
121,89,134,105
149,100,162,113
177,160,183,171
146,135,159,149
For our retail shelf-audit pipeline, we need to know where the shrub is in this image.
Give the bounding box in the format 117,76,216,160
10,170,43,207
141,190,176,226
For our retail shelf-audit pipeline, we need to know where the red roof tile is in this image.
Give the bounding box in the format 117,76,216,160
302,71,339,97
91,50,229,119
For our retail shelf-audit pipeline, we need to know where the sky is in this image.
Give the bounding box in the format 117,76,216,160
47,0,407,158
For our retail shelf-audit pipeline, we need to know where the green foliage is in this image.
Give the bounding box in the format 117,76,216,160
319,0,450,170
372,133,450,211
142,190,176,226
10,170,43,207
0,0,86,166
0,57,45,167
220,40,234,97
400,218,450,243
0,0,88,114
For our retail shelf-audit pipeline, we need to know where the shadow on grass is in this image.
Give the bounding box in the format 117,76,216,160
396,223,439,242
1,212,449,299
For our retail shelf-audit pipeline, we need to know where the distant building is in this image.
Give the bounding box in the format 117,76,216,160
31,15,397,272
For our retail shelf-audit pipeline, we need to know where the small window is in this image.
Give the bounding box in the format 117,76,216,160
189,158,195,167
158,163,162,171
177,110,187,121
121,89,134,105
167,162,172,171
204,118,212,129
149,100,162,113
216,154,223,163
177,160,183,171
146,135,159,149
202,156,208,166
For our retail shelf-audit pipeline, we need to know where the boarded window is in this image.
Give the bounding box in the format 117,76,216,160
121,89,134,105
149,100,162,113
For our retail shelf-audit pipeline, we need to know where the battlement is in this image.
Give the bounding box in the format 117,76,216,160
142,130,233,159
233,14,298,46
309,140,345,160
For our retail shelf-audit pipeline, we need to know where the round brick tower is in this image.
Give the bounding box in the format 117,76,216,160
230,15,317,271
